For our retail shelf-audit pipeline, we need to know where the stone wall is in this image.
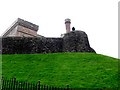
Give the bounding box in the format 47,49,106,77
2,37,63,54
2,31,96,54
63,31,95,52
17,25,38,37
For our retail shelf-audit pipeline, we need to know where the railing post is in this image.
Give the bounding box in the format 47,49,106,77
37,80,40,90
13,77,16,89
46,85,48,90
67,85,69,90
25,82,27,90
1,77,4,90
44,85,46,90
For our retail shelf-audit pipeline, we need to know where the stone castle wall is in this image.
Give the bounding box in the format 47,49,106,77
2,31,96,54
2,37,63,54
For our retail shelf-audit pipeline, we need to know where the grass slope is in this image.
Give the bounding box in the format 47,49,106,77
2,53,119,88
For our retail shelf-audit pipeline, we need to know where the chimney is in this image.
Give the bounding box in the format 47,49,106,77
65,18,71,33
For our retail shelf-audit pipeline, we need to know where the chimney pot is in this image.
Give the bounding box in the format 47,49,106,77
65,18,71,33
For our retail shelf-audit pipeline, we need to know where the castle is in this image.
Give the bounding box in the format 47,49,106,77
1,18,96,54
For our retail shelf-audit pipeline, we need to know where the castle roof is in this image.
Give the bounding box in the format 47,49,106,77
2,18,39,37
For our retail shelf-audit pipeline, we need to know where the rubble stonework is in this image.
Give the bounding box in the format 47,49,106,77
2,31,96,54
63,31,95,52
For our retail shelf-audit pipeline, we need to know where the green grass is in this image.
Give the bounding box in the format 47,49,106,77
2,52,119,88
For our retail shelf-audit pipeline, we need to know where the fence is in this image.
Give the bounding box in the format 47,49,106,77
1,77,71,90
1,77,115,90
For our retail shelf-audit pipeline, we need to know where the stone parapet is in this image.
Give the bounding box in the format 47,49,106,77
2,31,96,54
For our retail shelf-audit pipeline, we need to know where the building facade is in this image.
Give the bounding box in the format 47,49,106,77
2,18,39,37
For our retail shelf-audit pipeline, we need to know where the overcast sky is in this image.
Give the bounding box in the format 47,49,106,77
0,0,119,58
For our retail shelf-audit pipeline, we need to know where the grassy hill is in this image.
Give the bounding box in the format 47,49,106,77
2,53,119,88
